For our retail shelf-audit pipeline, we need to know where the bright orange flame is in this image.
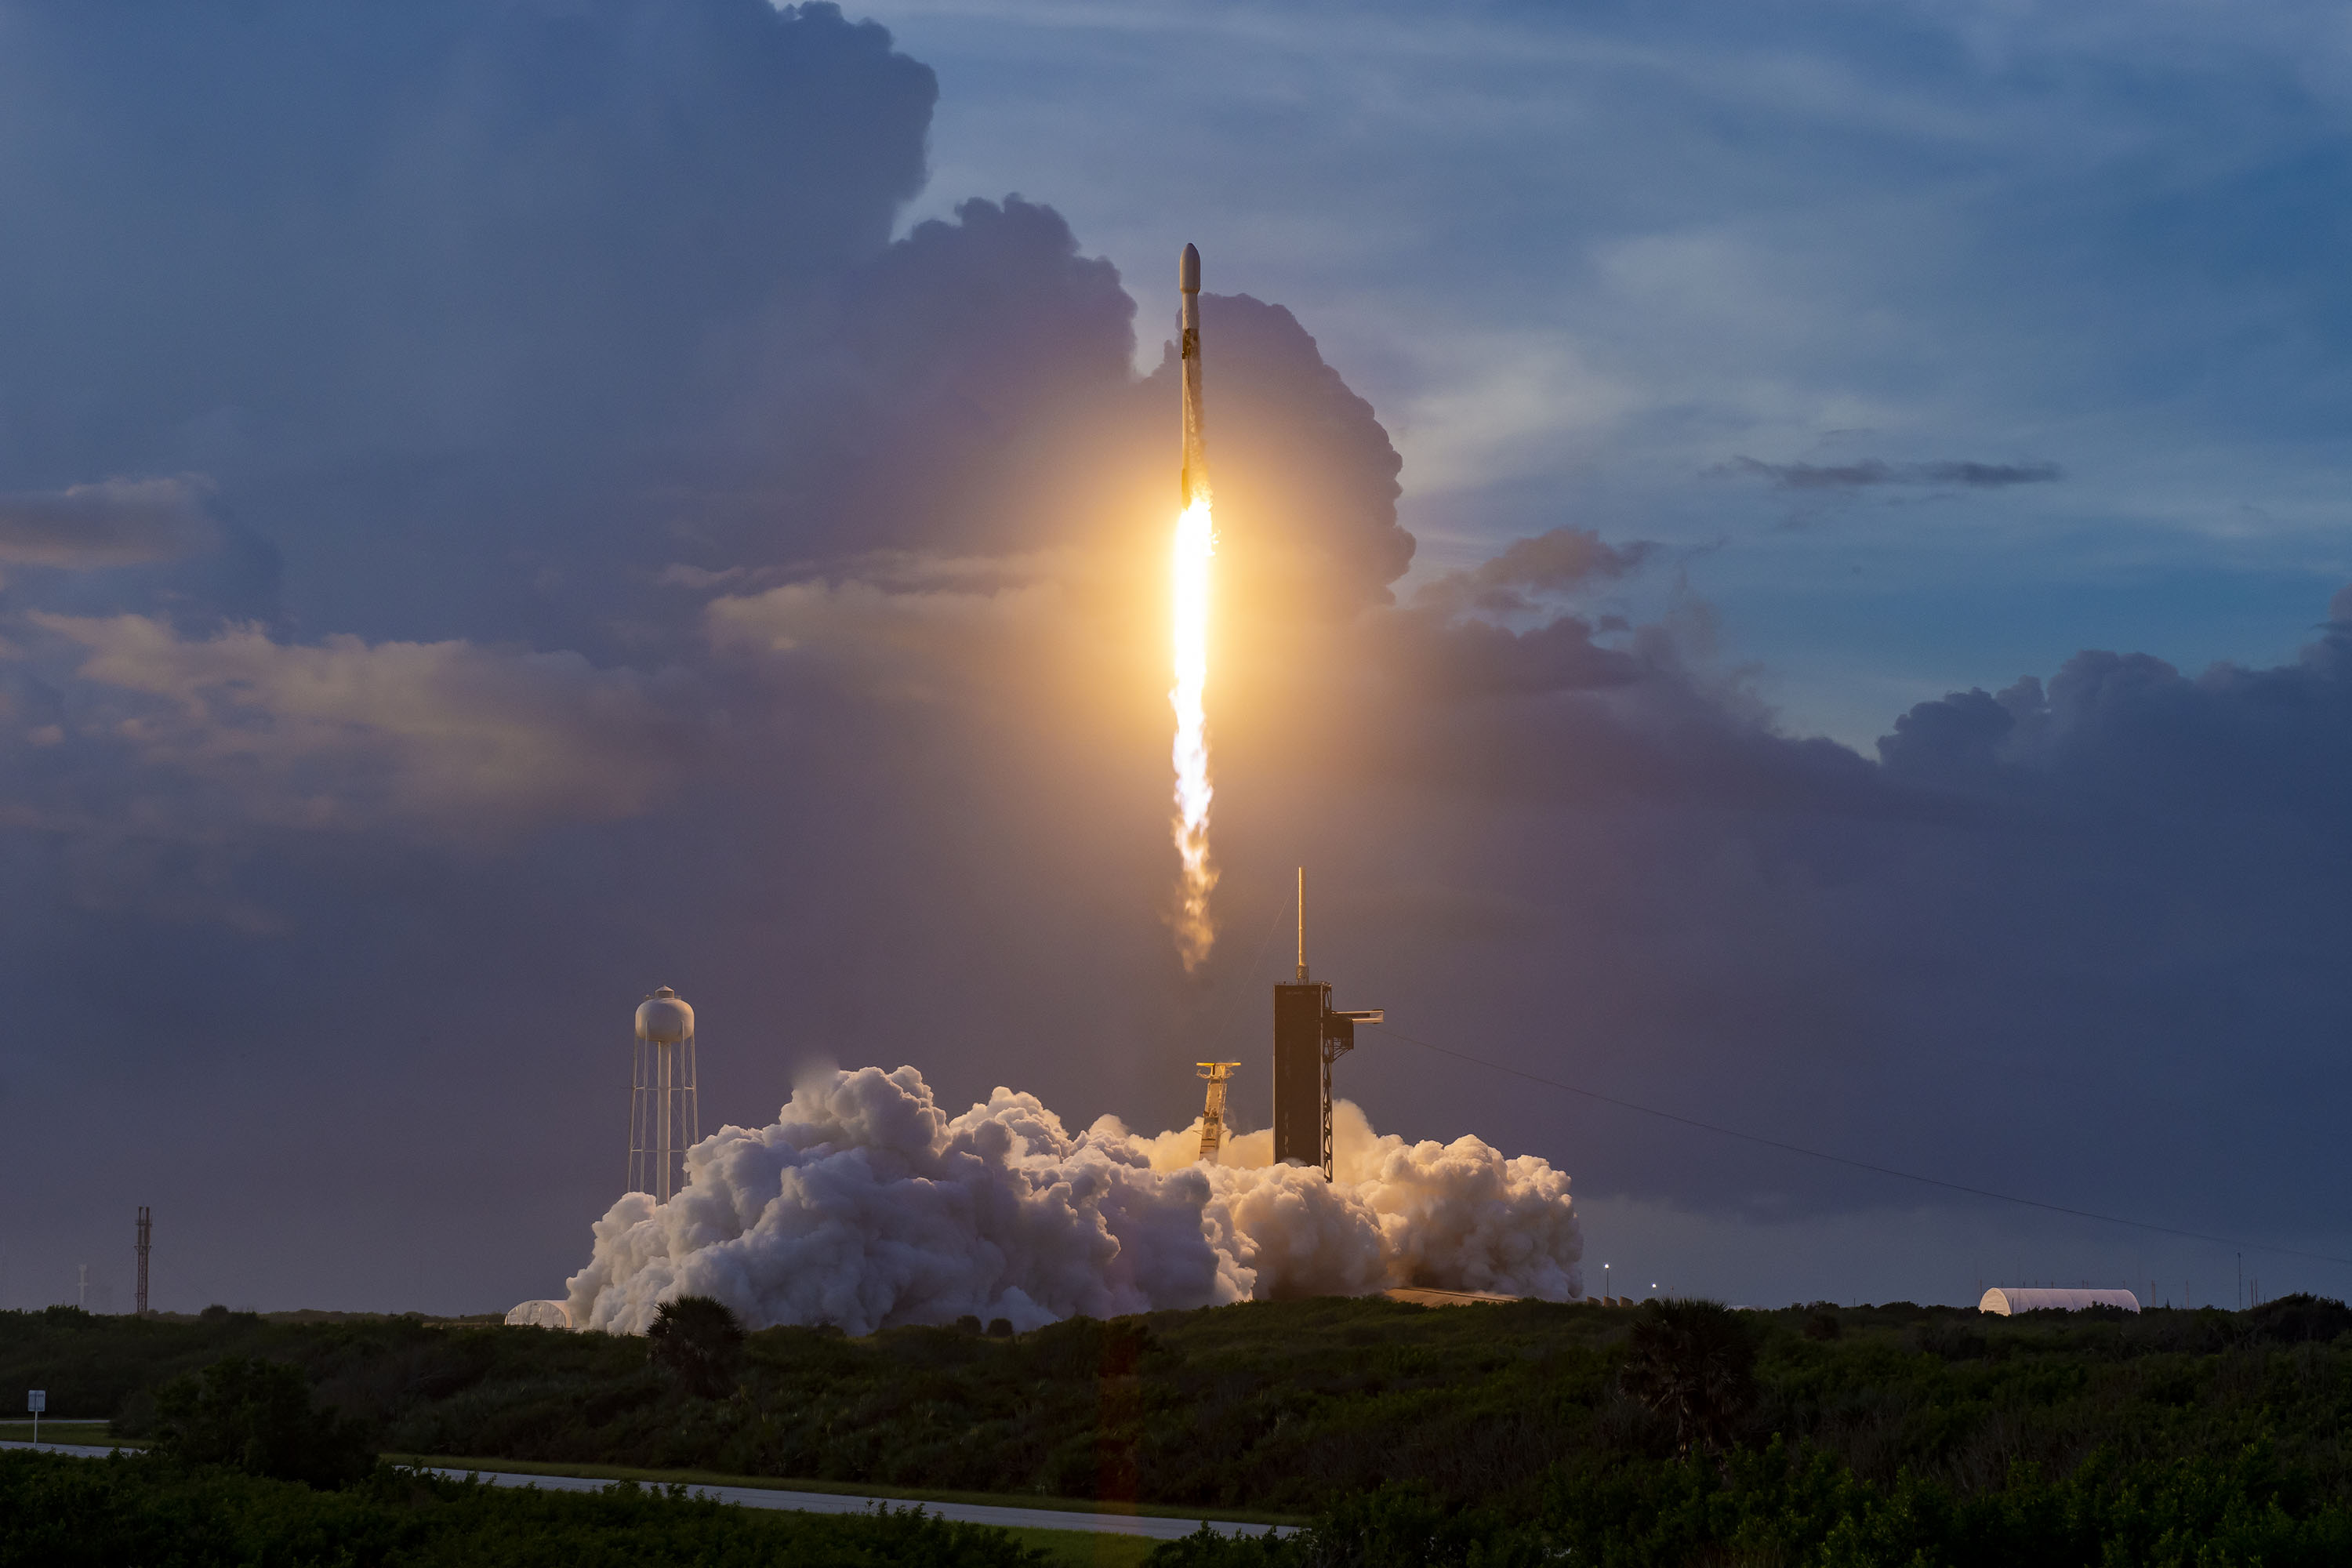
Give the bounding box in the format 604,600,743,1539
1171,494,1217,969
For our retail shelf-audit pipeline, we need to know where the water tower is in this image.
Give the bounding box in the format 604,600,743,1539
628,986,698,1203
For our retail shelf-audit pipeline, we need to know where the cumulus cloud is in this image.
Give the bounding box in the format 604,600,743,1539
1412,526,1656,622
564,1065,1581,1334
0,477,215,568
31,615,684,834
1380,610,1644,700
708,576,1064,705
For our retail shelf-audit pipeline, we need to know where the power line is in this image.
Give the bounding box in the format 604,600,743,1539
1379,1022,2352,1272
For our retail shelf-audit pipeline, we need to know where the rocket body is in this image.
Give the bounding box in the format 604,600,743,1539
1179,242,1207,506
1168,241,1217,971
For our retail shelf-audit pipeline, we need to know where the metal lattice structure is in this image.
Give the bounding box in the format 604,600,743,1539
135,1207,150,1317
627,986,698,1203
1196,1062,1241,1162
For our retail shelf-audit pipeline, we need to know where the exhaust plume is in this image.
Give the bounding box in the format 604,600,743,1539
1171,494,1218,969
564,1065,1582,1335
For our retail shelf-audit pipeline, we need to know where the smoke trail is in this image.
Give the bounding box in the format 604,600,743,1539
564,1065,1582,1335
1169,495,1217,969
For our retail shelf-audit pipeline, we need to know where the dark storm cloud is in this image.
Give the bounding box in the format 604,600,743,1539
1395,613,1642,699
1367,602,2352,1236
0,0,934,466
1725,457,2064,490
0,0,938,658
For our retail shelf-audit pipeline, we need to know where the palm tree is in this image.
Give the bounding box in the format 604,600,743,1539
1618,1298,1757,1461
647,1294,746,1398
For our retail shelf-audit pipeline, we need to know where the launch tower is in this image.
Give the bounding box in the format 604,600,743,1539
1272,869,1381,1178
628,985,698,1203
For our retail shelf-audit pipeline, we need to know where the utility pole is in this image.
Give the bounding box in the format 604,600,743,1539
136,1208,151,1318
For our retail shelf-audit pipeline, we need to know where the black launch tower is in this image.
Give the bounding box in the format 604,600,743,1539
1272,869,1381,1178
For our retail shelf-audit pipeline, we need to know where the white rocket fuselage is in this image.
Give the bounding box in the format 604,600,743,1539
1179,242,1206,506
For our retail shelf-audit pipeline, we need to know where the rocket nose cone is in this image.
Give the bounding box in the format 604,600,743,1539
1180,242,1200,293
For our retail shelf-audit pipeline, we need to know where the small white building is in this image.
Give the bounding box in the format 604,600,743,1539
1979,1287,2139,1316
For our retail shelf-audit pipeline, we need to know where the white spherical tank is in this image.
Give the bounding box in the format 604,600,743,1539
636,985,694,1044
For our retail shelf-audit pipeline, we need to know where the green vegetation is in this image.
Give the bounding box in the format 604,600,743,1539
0,1421,123,1446
5,1292,2352,1564
0,1451,1048,1567
647,1294,746,1399
150,1355,376,1487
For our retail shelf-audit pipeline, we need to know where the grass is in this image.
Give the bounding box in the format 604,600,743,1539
1000,1529,1158,1568
0,1438,1178,1565
0,1420,132,1446
383,1451,1308,1526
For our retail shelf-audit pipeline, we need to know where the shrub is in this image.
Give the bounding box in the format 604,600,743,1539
150,1356,375,1489
0,1452,1051,1567
2247,1294,2352,1345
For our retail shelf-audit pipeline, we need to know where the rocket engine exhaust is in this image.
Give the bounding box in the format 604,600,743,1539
562,1064,1585,1335
1170,242,1217,970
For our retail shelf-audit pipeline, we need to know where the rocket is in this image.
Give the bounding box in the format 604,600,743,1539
1179,242,1207,506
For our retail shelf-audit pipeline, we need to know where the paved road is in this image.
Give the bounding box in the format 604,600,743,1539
425,1467,1294,1541
0,1442,1293,1541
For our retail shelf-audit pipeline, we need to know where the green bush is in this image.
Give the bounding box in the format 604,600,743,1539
12,1292,2352,1559
0,1451,1048,1568
151,1356,376,1489
1145,1443,2352,1568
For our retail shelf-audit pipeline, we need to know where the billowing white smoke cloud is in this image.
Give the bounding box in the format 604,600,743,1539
565,1065,1582,1334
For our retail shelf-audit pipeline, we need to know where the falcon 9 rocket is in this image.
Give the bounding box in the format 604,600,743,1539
1179,241,1207,506
1169,243,1218,969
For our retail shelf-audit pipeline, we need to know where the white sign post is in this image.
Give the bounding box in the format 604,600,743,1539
26,1388,43,1444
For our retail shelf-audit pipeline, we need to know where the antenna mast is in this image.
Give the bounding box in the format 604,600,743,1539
135,1207,151,1317
1272,865,1381,1179
1296,866,1308,981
